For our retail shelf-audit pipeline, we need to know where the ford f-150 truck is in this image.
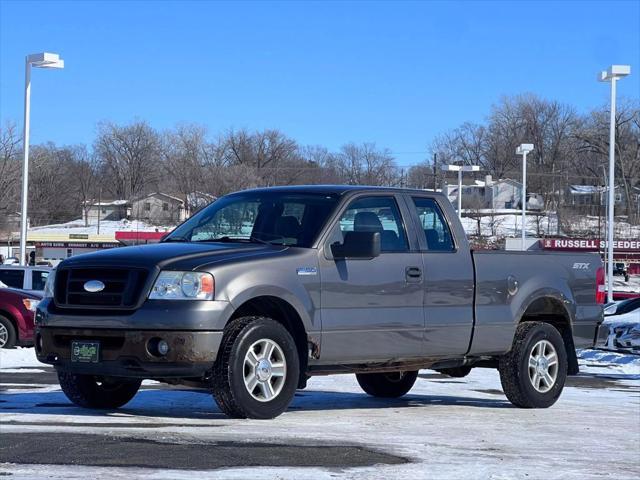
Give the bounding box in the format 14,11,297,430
35,186,606,419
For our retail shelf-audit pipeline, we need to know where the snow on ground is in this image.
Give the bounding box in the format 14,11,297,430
1,347,639,479
577,348,640,375
28,218,171,235
458,210,640,242
0,346,40,369
610,275,640,293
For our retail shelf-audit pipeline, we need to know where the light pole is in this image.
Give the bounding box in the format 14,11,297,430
598,65,631,302
20,52,64,266
516,144,534,251
599,64,631,303
443,165,480,218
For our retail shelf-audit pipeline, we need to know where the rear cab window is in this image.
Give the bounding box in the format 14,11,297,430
32,270,50,290
0,269,25,289
411,197,455,252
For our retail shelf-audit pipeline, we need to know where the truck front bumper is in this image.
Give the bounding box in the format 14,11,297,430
35,327,224,379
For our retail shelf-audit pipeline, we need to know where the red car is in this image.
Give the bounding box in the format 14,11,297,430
0,288,41,348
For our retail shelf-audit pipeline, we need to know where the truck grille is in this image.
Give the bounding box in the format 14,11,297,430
54,267,150,309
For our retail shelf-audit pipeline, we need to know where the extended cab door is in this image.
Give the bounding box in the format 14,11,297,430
318,194,424,362
405,195,475,356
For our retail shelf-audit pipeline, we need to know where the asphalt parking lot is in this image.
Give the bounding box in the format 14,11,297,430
1,349,639,479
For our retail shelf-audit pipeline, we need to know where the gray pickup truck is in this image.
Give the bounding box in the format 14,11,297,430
35,186,606,419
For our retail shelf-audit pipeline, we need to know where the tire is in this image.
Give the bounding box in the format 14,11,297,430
356,370,418,398
212,316,300,419
0,315,17,349
58,371,141,409
436,366,472,378
498,322,567,408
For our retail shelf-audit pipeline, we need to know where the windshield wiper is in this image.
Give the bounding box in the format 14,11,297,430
162,236,188,243
203,235,284,246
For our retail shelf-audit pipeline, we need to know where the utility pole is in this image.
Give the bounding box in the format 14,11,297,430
432,153,437,190
97,188,101,235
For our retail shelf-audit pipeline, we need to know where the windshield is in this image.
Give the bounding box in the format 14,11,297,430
165,191,340,247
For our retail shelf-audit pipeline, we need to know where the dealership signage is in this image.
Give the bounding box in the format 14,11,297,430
34,242,118,248
540,238,640,252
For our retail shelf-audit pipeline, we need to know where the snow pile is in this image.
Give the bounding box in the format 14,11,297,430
578,348,640,375
0,347,40,369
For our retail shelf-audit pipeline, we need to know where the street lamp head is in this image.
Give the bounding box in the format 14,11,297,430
27,52,64,69
599,65,631,82
516,144,534,155
442,164,480,172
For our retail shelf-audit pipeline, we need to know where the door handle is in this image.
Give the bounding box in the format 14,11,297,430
405,266,422,279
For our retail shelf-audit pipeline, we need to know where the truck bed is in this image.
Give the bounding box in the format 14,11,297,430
469,250,603,355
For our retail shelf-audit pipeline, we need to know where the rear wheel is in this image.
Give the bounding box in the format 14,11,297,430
58,371,141,408
0,315,17,349
212,316,300,419
498,322,567,408
356,371,418,398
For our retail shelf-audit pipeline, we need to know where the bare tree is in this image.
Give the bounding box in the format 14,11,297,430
336,142,398,186
162,124,209,209
94,121,161,200
0,122,21,217
65,146,98,226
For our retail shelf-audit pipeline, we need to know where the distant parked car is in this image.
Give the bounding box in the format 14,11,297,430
613,262,626,276
2,257,19,265
604,298,640,317
0,288,41,348
0,266,52,294
598,298,640,353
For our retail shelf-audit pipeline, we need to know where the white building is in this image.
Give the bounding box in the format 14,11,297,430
446,176,543,211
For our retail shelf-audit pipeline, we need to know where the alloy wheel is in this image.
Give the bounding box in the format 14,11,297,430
243,338,287,402
528,339,558,393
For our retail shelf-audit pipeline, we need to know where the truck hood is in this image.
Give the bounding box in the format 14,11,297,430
59,242,285,271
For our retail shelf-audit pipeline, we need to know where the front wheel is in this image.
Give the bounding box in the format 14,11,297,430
58,371,141,408
498,322,567,408
212,316,300,419
356,371,418,398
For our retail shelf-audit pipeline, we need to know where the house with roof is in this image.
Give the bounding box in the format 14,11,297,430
186,191,216,215
82,199,129,224
563,184,639,208
131,192,186,225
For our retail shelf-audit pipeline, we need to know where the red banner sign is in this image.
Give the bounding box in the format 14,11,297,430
540,238,640,252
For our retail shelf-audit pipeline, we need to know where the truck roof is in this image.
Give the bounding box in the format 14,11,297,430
233,185,442,197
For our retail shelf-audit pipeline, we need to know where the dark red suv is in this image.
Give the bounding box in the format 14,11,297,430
0,288,42,348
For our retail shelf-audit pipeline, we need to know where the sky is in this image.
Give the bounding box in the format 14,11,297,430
1,0,639,167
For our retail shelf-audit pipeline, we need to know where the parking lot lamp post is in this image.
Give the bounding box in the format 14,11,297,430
516,144,534,251
20,53,64,266
599,65,631,303
443,165,480,218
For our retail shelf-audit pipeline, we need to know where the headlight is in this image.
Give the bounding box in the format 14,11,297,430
22,298,40,312
43,269,56,299
149,271,214,300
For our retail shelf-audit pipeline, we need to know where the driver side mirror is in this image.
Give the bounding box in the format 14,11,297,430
331,231,381,259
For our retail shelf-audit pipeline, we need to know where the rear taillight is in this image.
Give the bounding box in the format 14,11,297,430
596,266,606,304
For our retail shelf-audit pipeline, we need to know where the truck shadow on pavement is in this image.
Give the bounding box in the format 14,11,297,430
0,387,512,421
